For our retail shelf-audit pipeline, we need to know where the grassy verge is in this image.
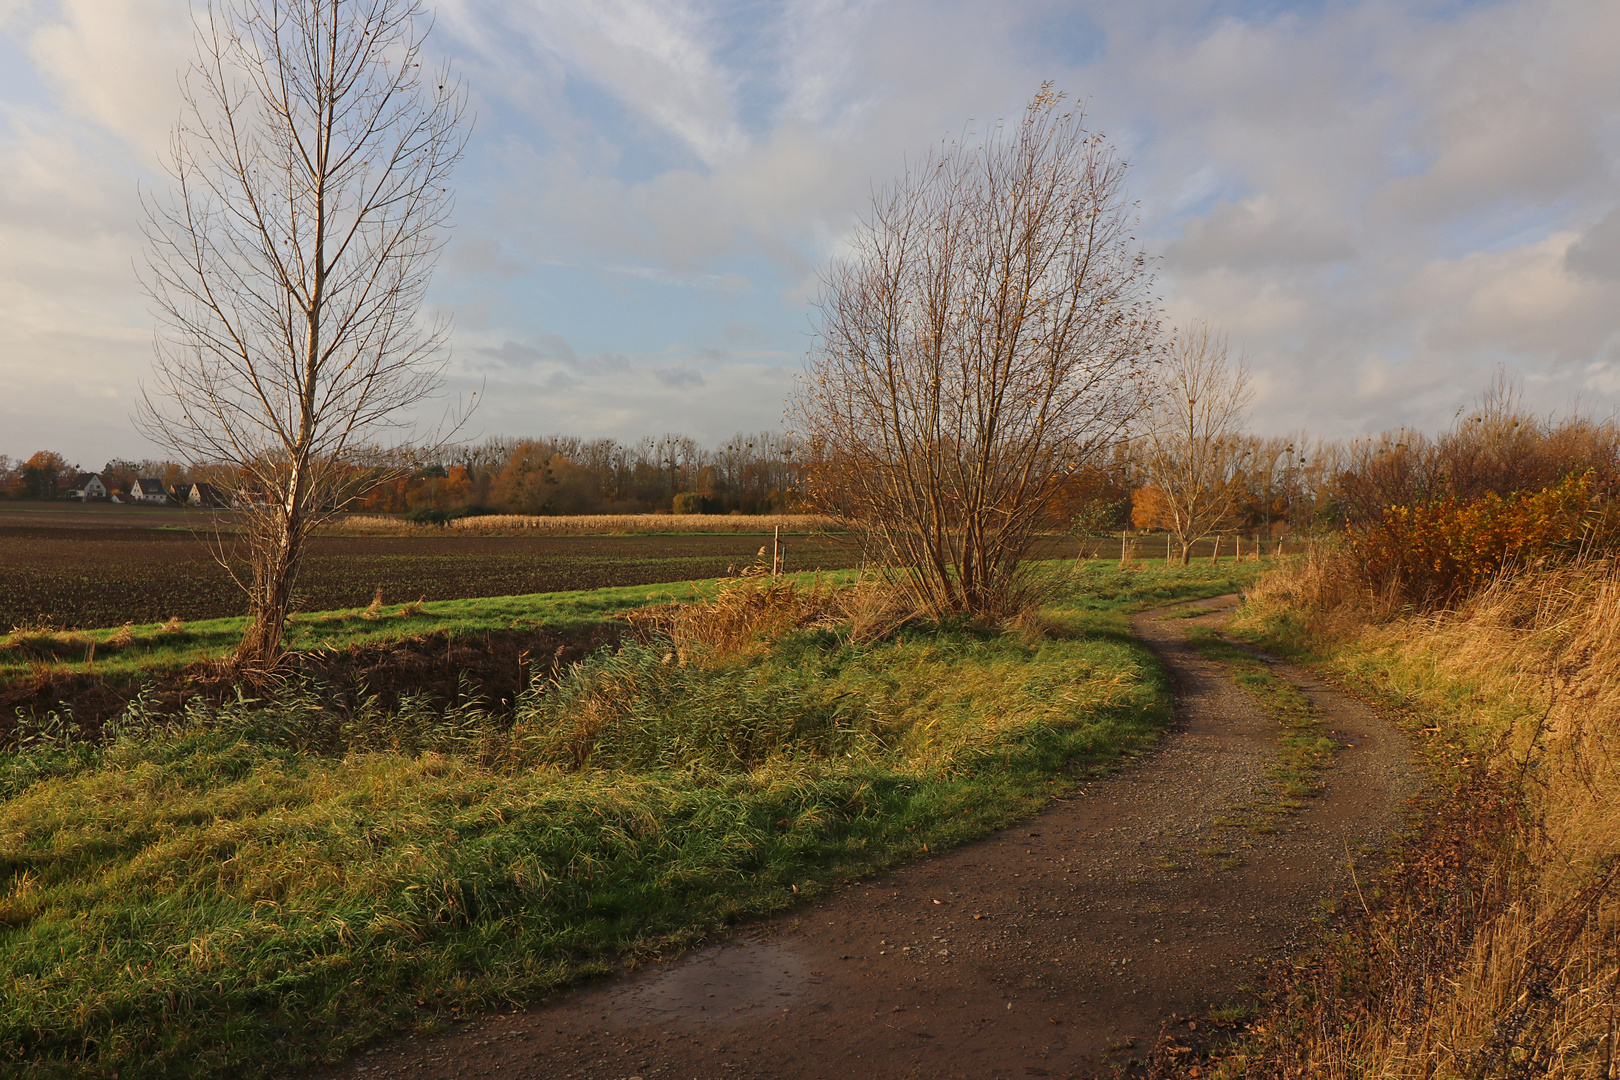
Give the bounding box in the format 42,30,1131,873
1,557,1265,682
0,578,731,681
1180,555,1620,1080
0,562,1246,1079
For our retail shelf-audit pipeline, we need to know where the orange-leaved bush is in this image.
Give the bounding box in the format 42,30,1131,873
1349,471,1606,608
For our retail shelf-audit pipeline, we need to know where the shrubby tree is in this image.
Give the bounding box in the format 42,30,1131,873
15,451,77,500
139,0,469,665
1138,321,1252,564
791,86,1158,619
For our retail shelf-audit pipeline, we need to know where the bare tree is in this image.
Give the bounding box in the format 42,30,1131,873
1139,321,1252,564
139,0,469,666
790,86,1158,620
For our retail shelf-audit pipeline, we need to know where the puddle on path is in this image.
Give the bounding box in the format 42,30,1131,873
594,939,825,1030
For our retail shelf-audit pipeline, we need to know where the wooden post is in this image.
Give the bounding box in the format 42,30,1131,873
773,526,781,578
1165,532,1172,563
1120,528,1128,567
1210,534,1221,564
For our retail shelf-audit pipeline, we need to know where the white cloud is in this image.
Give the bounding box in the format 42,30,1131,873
654,365,705,389
27,0,188,161
4,0,1620,463
1566,205,1620,282
1168,194,1354,272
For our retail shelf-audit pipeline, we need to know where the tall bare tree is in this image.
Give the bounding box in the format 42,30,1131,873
1139,321,1252,564
139,0,469,666
790,86,1158,620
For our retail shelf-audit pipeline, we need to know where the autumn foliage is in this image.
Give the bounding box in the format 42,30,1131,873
1348,471,1605,607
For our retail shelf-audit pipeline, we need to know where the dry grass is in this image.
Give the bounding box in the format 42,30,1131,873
1240,539,1400,635
623,574,839,663
340,512,841,534
1217,558,1620,1080
620,570,931,661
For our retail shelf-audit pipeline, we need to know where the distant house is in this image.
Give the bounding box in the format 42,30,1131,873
129,478,171,505
128,479,171,505
185,481,231,508
68,473,108,501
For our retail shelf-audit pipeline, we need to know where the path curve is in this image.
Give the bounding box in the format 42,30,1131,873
320,596,1417,1080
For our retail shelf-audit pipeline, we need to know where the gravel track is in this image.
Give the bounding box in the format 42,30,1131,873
313,595,1418,1080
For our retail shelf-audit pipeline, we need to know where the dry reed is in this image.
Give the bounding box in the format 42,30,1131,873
622,573,848,663
1218,558,1620,1079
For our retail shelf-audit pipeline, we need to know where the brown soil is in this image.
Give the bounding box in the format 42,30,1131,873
0,524,868,630
307,597,1420,1080
0,624,621,739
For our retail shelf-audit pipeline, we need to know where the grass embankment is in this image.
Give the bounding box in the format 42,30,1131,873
0,580,718,681
0,561,1253,1079
0,556,1262,682
1205,553,1620,1079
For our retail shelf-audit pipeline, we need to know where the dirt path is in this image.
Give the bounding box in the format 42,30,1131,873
318,596,1417,1080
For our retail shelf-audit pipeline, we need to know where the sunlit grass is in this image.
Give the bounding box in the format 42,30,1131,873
0,561,1253,1077
0,577,736,680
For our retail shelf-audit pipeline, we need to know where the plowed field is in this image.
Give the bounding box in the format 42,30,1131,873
0,524,866,630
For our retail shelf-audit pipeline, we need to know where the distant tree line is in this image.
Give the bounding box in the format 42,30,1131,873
14,384,1603,538
0,428,1393,531
349,431,806,517
0,432,806,516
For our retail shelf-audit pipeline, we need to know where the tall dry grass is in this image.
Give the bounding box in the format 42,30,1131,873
1221,558,1620,1079
341,512,841,534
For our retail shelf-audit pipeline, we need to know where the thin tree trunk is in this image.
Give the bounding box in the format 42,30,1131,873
240,518,302,664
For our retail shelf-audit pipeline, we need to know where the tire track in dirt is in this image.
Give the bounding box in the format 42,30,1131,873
316,595,1418,1080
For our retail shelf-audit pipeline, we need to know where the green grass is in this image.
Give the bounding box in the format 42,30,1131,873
0,577,736,680
1186,627,1339,817
0,562,1247,1078
0,559,1262,682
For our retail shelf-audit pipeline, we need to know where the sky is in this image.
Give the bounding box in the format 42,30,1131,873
2,0,1618,469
